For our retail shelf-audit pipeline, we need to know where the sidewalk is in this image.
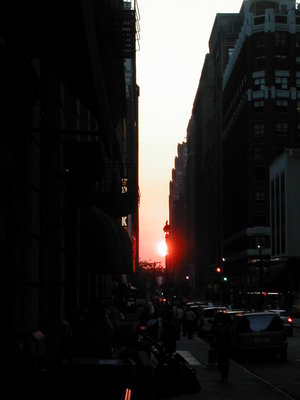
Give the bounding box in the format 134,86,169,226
163,335,293,400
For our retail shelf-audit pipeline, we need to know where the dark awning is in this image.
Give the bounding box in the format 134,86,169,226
80,207,132,274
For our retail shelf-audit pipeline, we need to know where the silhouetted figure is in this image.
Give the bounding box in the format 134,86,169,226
184,307,197,339
211,312,236,382
162,310,178,354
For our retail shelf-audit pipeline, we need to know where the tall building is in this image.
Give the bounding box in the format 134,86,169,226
185,0,300,306
169,142,189,296
1,0,140,388
269,149,300,306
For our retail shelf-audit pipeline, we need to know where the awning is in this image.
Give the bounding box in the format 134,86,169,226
80,207,133,274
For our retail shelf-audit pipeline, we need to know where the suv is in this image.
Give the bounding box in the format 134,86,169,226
232,311,288,361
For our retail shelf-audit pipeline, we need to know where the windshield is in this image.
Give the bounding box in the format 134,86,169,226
236,314,283,332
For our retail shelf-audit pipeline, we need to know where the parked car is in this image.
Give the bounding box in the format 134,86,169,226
197,306,227,337
232,311,288,361
269,309,294,336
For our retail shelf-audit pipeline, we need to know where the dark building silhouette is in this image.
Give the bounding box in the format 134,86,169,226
1,0,140,389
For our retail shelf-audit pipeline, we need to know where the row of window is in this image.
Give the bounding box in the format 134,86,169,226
254,55,300,69
253,121,289,135
253,99,300,113
255,32,300,48
253,76,300,90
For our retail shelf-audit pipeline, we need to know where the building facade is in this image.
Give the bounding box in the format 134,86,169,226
2,0,140,381
183,0,300,307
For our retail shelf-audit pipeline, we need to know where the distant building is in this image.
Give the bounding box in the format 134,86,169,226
169,142,188,296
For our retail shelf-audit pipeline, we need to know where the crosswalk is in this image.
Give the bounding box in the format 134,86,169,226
176,350,201,365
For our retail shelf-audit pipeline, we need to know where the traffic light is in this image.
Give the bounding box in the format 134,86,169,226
216,267,222,273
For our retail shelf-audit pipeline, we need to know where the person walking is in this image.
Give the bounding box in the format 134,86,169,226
211,312,236,382
184,307,197,339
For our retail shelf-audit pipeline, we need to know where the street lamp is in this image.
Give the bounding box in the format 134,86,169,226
163,220,170,302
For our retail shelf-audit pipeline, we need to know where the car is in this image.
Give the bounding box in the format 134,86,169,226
197,306,227,337
269,309,294,336
232,311,288,361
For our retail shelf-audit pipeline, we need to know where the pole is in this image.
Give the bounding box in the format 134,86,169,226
258,244,263,310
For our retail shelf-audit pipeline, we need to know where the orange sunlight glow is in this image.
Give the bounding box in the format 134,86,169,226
156,239,168,257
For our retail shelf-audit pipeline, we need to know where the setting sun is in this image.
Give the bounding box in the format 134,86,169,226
156,239,168,257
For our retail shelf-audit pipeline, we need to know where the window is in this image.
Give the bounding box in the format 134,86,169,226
296,56,300,65
275,32,287,47
254,16,265,25
253,123,264,136
255,56,265,69
254,190,265,202
253,145,264,159
254,101,264,111
275,54,287,61
297,101,300,113
254,77,265,90
275,76,288,89
275,15,287,23
276,100,288,112
253,167,265,181
296,33,300,48
276,122,288,136
296,78,300,88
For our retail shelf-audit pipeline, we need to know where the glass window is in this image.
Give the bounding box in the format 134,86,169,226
254,101,264,111
275,32,287,47
253,123,264,136
254,77,265,90
247,314,283,332
276,122,288,136
276,100,288,111
253,145,264,159
275,76,288,89
254,190,265,202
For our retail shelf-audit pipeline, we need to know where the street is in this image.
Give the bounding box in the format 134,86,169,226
163,324,300,400
237,326,300,400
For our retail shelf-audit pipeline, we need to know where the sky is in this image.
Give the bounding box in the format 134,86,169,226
136,0,242,266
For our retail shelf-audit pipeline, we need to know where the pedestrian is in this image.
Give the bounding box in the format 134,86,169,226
184,307,197,339
162,309,179,354
211,312,236,382
175,305,184,337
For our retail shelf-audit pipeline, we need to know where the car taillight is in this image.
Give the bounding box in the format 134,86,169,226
287,317,293,323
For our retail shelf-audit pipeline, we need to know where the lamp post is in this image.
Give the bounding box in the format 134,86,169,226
257,242,264,310
163,220,170,303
